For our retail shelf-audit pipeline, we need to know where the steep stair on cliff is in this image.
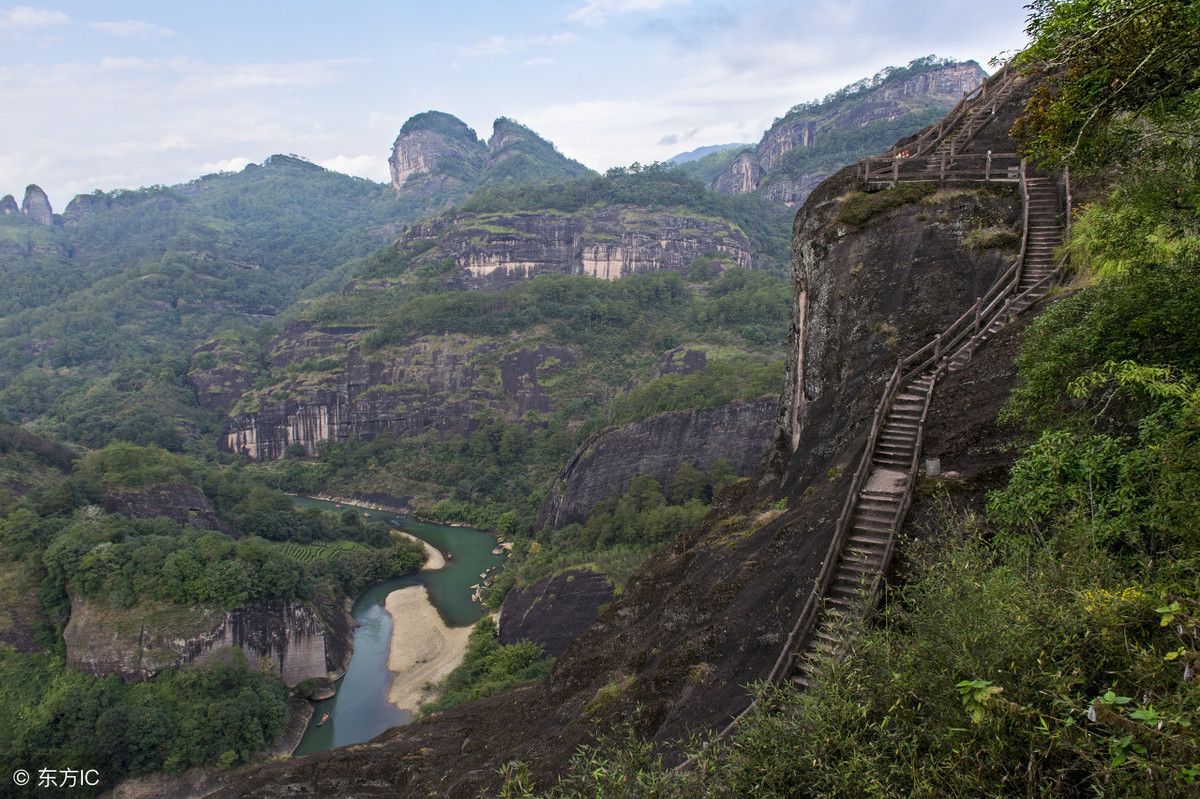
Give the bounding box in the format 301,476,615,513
783,169,1064,691
922,68,1019,171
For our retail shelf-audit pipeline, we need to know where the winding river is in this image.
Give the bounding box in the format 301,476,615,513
290,497,505,755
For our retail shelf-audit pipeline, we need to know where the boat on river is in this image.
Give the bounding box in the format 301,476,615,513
317,713,330,726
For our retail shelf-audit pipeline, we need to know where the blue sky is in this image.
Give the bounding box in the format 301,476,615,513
0,1,1031,204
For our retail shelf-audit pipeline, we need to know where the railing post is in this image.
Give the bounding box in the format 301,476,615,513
892,158,899,188
985,150,992,181
933,335,942,361
939,154,946,184
974,298,981,333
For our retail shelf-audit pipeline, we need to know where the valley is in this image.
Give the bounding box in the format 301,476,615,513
3,2,1198,795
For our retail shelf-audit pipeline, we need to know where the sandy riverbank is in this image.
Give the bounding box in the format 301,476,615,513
384,586,471,712
396,531,446,571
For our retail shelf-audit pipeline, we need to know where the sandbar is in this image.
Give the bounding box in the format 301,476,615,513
384,585,470,712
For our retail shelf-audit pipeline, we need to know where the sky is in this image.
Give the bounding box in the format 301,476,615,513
0,1,1032,205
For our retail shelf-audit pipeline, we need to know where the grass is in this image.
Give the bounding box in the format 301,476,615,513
837,183,937,228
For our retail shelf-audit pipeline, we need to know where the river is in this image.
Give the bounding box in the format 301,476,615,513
290,496,505,755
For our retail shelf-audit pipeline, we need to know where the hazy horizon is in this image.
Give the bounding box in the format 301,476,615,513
1,0,1030,203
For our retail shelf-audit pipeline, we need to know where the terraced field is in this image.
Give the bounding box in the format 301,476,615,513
275,540,370,564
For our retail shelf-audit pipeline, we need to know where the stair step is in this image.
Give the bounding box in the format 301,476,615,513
848,531,890,547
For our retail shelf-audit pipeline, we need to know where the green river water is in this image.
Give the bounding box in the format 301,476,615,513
290,496,505,755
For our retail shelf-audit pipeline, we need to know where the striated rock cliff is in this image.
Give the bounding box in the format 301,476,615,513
715,59,986,206
498,570,615,656
375,205,754,289
63,190,112,221
20,184,53,225
64,597,348,686
389,113,591,196
222,322,568,459
0,194,17,215
539,397,777,528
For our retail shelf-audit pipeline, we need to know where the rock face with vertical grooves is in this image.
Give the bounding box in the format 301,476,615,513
20,184,53,225
368,205,755,291
63,597,348,687
0,194,17,215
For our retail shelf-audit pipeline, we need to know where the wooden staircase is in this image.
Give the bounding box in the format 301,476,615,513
923,69,1019,171
676,82,1072,770
782,167,1065,690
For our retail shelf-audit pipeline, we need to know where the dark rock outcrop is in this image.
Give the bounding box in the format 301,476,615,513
102,482,237,536
498,570,615,656
63,191,112,221
0,194,17,215
539,397,777,528
188,340,261,411
715,60,986,206
20,184,53,225
64,597,347,686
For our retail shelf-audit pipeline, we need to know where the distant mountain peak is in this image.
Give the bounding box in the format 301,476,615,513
388,111,592,195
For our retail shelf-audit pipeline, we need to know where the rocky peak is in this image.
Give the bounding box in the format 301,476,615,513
0,194,17,215
487,117,530,152
20,184,53,225
63,191,111,221
388,111,487,191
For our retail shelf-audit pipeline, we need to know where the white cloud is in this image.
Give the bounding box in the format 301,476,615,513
569,0,689,25
89,20,174,38
199,156,253,174
318,154,389,182
0,5,68,28
458,32,575,58
524,57,555,67
176,59,360,92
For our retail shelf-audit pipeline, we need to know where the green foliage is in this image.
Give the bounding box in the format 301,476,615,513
419,618,551,715
1014,0,1200,167
610,360,782,426
836,183,937,228
0,647,285,796
490,466,725,602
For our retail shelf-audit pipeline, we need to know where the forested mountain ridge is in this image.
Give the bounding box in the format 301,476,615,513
707,56,986,205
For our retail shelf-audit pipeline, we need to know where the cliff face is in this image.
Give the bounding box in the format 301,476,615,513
498,570,615,656
0,194,17,215
373,206,753,290
389,113,591,196
20,184,53,225
63,597,347,686
539,397,778,528
715,60,986,206
222,322,571,459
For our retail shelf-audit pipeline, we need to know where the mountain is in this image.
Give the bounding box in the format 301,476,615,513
715,56,986,205
665,143,749,165
389,113,594,199
0,155,409,446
